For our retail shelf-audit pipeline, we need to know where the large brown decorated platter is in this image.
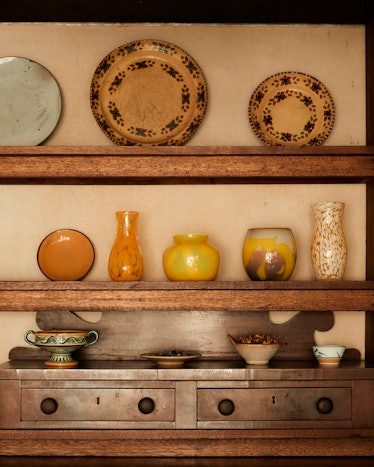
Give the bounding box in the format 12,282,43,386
90,39,208,145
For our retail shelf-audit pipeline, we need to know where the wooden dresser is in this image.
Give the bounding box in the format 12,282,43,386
1,0,374,457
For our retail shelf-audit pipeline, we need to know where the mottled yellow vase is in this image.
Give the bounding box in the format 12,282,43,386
311,201,347,280
108,211,143,281
242,228,297,281
163,233,220,281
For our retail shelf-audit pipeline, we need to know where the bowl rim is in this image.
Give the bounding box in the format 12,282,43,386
228,334,281,347
32,329,91,336
312,345,346,350
234,342,281,347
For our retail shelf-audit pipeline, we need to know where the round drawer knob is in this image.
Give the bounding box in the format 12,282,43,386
40,397,58,415
138,397,155,414
316,397,334,414
218,398,235,416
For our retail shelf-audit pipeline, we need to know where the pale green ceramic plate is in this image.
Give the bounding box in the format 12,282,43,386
0,56,62,145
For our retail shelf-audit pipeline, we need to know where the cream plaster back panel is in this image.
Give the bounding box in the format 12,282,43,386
0,23,365,146
0,184,365,282
0,23,366,362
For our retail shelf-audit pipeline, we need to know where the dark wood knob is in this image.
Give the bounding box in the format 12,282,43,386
316,397,334,414
40,397,58,414
218,399,235,416
138,397,155,414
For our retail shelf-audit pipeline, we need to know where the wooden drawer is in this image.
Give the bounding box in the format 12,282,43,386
21,388,175,422
198,388,351,421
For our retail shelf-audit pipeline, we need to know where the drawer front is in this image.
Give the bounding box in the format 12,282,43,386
198,388,351,421
22,388,175,421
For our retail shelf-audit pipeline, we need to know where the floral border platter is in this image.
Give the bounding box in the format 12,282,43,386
90,39,208,146
248,71,335,146
0,56,62,145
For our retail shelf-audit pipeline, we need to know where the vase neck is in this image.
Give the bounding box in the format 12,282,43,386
312,202,344,221
116,211,139,236
174,233,208,244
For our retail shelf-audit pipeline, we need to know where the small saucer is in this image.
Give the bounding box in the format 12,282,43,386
142,351,201,368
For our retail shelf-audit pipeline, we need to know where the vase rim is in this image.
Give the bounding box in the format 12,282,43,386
174,233,208,239
115,210,139,215
246,227,293,231
312,201,345,207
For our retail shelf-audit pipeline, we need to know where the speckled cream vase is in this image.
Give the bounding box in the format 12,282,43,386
311,201,347,280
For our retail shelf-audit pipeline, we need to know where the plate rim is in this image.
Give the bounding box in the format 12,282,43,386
141,352,201,362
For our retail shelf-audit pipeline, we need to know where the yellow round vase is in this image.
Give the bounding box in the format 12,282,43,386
242,228,297,281
163,233,220,281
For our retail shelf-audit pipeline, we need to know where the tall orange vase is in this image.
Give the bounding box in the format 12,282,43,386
108,211,143,281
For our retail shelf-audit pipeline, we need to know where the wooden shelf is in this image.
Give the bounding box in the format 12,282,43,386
0,428,373,458
1,359,374,378
0,280,372,312
0,146,373,184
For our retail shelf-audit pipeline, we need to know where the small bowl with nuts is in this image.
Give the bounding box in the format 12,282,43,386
228,333,281,365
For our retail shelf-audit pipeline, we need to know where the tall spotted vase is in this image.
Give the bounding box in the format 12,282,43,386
108,211,143,281
311,202,347,280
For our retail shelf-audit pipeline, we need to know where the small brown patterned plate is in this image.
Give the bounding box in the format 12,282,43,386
142,351,201,368
248,71,335,146
90,39,208,146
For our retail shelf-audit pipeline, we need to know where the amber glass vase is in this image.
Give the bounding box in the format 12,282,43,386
108,211,143,281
